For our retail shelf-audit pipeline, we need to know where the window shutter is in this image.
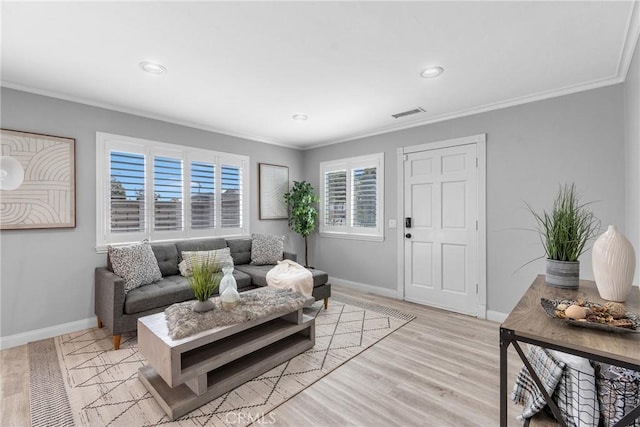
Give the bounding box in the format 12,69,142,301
110,151,146,233
97,132,251,249
352,167,377,228
324,170,347,226
191,161,215,229
318,153,383,240
153,156,183,231
221,164,242,228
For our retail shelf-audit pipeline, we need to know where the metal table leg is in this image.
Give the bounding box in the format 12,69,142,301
500,327,511,427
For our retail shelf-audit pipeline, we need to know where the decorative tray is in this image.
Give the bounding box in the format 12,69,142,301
540,298,640,334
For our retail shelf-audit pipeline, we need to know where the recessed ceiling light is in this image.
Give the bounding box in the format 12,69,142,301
292,114,308,121
140,62,167,74
421,66,444,78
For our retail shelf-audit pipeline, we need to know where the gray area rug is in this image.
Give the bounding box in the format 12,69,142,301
29,297,415,427
28,338,75,427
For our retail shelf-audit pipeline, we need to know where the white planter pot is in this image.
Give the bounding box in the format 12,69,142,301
592,225,636,302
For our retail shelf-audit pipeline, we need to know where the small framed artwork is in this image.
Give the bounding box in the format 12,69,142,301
259,163,289,220
0,129,76,229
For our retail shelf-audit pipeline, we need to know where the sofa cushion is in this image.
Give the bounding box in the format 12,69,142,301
108,241,162,293
234,265,272,286
250,234,284,265
232,269,253,289
227,238,252,265
151,243,180,277
235,264,328,288
124,275,193,314
124,269,254,314
175,238,227,260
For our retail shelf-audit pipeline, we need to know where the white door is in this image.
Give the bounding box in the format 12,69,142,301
403,143,478,315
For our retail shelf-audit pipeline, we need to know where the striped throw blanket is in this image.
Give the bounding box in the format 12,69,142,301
511,345,566,421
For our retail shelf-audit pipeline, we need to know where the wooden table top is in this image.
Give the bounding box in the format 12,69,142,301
501,275,640,368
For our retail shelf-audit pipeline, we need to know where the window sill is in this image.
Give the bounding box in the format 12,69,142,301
319,232,384,242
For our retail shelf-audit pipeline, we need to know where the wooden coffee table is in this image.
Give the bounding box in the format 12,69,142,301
137,290,315,420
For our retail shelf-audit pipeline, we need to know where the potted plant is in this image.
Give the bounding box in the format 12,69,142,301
527,183,600,288
189,260,221,312
284,180,319,268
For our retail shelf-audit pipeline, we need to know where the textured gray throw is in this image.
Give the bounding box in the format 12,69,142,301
165,287,308,340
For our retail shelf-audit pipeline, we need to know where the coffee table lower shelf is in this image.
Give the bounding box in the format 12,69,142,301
138,315,315,420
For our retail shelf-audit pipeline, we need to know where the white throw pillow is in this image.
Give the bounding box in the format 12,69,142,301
108,240,162,293
250,234,285,265
178,260,189,277
180,247,233,276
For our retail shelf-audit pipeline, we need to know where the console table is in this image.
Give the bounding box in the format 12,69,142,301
500,275,640,426
137,293,315,420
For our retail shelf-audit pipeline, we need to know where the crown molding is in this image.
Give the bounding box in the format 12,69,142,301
618,0,640,81
304,74,624,150
0,81,299,150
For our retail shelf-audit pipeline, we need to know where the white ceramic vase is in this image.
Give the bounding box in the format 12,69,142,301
592,225,636,302
220,265,239,310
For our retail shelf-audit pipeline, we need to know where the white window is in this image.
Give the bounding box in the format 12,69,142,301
96,132,249,251
319,153,384,241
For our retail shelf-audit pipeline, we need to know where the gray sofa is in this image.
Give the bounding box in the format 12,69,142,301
95,237,331,349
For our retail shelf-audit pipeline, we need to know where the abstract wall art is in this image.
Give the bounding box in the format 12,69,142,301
259,163,289,220
0,129,76,229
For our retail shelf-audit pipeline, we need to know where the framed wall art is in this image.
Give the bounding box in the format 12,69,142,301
0,129,76,229
258,163,289,220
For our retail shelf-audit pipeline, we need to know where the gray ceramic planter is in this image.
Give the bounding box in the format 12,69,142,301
545,259,580,289
193,299,215,313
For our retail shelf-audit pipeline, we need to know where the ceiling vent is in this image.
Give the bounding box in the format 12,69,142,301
391,107,426,119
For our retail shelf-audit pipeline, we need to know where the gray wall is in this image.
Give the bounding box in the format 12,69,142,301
625,37,640,284
303,85,626,315
0,75,633,338
0,88,303,338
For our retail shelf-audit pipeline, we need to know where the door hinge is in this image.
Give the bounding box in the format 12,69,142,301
475,220,478,230
475,157,478,168
476,283,479,294
404,154,409,161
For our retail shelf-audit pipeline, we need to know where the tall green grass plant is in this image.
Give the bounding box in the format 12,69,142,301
188,261,221,302
527,183,600,262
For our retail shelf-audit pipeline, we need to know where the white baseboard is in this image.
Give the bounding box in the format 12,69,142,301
329,276,399,299
486,310,509,323
0,317,95,350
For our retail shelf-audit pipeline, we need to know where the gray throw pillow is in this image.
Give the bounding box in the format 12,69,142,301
108,240,162,293
250,234,285,265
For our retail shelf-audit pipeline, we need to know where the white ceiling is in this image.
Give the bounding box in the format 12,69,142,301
2,1,639,149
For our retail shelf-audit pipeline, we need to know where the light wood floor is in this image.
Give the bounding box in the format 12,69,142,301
1,286,535,426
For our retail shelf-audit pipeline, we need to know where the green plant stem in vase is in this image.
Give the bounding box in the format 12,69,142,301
527,183,600,288
188,260,221,312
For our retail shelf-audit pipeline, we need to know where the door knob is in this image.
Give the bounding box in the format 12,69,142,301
405,233,412,238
